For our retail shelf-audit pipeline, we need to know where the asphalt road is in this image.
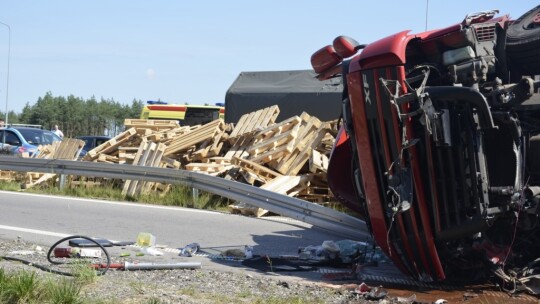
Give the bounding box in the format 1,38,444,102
2,190,539,303
0,190,347,278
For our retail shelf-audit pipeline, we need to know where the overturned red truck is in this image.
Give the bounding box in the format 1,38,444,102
312,6,540,289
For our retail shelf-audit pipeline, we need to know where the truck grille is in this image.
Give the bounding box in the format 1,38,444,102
474,24,496,42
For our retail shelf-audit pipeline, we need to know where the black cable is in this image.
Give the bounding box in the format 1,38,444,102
0,256,83,276
1,235,111,276
46,235,111,276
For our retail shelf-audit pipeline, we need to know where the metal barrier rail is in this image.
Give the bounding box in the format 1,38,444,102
0,157,370,241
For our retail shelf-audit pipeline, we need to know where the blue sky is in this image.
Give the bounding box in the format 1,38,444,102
0,1,538,113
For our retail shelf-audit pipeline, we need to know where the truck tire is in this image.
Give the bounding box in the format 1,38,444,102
506,5,540,75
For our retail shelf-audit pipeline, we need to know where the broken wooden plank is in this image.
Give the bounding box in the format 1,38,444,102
98,153,119,163
228,201,268,218
22,173,56,189
260,175,311,194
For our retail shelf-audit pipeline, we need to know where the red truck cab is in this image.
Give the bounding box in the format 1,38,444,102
312,6,540,290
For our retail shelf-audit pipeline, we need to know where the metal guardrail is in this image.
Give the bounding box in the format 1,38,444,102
0,156,370,241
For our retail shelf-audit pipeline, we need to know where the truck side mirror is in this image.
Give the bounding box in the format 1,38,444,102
333,35,365,58
311,45,342,74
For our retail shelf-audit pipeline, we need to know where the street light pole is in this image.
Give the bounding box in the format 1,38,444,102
0,21,10,126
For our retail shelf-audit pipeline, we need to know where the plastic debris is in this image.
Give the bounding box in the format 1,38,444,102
136,232,156,247
140,246,163,256
180,243,200,257
299,239,388,265
396,294,417,303
9,250,36,255
364,286,388,301
244,246,253,258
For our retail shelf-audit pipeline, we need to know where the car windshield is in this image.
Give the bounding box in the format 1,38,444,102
17,128,62,145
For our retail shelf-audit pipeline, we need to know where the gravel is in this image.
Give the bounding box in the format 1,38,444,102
0,239,387,304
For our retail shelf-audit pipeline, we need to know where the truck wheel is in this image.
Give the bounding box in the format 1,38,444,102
506,5,540,76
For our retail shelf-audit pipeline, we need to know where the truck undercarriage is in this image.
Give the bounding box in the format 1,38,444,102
311,6,540,293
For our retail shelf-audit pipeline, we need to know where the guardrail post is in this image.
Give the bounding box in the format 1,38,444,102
192,187,199,202
59,174,66,190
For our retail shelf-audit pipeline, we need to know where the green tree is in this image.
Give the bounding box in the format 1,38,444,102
14,93,145,137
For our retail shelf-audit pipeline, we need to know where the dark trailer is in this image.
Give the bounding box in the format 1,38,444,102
224,70,343,123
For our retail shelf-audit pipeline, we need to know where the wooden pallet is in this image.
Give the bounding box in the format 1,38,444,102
271,114,328,175
118,147,139,164
124,119,180,130
122,139,166,196
86,128,138,160
309,149,329,173
0,170,17,181
185,161,233,176
31,138,85,160
283,123,330,176
52,138,85,159
164,120,225,156
142,126,192,143
191,127,227,161
20,139,85,188
228,105,280,141
224,135,254,160
231,156,282,184
160,156,181,169
246,116,301,158
46,106,339,207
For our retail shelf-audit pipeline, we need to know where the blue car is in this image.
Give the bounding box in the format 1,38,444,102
76,135,111,157
0,126,62,156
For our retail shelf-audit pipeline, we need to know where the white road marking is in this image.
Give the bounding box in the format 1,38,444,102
0,224,71,238
0,190,222,215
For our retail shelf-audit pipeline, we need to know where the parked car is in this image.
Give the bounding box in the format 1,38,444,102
0,126,62,156
76,135,111,157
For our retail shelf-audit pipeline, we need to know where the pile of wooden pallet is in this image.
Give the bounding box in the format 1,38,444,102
83,105,338,214
20,138,85,188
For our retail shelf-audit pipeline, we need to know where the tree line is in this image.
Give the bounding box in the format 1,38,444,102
0,92,144,138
